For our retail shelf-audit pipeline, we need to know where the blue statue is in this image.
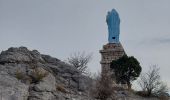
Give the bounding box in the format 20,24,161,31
106,9,120,43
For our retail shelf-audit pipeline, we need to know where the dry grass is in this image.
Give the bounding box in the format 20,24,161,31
90,73,115,100
159,95,169,100
31,67,48,83
56,84,67,93
15,69,25,80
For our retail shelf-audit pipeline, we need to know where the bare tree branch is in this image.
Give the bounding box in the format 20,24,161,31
138,65,169,97
67,52,92,74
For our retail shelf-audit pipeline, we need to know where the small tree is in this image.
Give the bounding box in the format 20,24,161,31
110,55,142,89
67,52,92,74
138,65,169,97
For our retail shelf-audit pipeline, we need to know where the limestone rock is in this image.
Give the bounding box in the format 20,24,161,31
28,91,56,100
0,71,29,100
42,54,60,65
0,47,95,100
0,47,44,64
33,73,56,92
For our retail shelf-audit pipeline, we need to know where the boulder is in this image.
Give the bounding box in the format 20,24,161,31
33,72,56,92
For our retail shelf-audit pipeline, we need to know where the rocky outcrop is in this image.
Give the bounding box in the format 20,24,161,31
0,70,29,100
0,47,92,100
0,47,44,64
0,47,162,100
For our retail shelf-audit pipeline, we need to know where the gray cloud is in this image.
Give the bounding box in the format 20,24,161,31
136,36,170,47
154,38,170,44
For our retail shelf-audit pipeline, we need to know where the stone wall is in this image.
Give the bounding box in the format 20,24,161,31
100,43,125,77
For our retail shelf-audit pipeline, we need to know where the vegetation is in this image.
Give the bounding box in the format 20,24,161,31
90,73,115,100
138,65,169,97
31,67,49,83
67,52,92,74
110,55,142,89
56,84,67,93
15,69,25,80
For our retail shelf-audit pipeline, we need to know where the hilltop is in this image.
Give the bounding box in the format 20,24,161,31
0,47,92,100
0,47,164,100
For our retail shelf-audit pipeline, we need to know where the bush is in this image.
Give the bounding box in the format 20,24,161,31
31,67,48,83
90,73,115,100
138,66,169,97
67,52,92,74
110,55,142,89
15,69,25,80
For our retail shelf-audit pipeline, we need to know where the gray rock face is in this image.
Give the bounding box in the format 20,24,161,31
0,71,29,100
0,47,161,100
28,91,56,100
33,73,56,92
0,47,91,100
0,47,44,64
41,54,60,65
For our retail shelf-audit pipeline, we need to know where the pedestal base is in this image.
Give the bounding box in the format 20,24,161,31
100,43,125,78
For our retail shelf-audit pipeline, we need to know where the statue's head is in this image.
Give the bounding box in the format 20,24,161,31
107,9,118,16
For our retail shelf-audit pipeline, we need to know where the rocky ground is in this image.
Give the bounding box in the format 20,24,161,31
0,47,166,100
0,47,92,100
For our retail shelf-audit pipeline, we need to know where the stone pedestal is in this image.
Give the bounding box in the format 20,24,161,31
100,43,125,78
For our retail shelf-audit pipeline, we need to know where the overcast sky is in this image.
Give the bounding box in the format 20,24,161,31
0,0,170,89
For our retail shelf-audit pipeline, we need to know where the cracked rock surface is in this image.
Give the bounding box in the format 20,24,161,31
0,47,161,100
0,47,92,100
